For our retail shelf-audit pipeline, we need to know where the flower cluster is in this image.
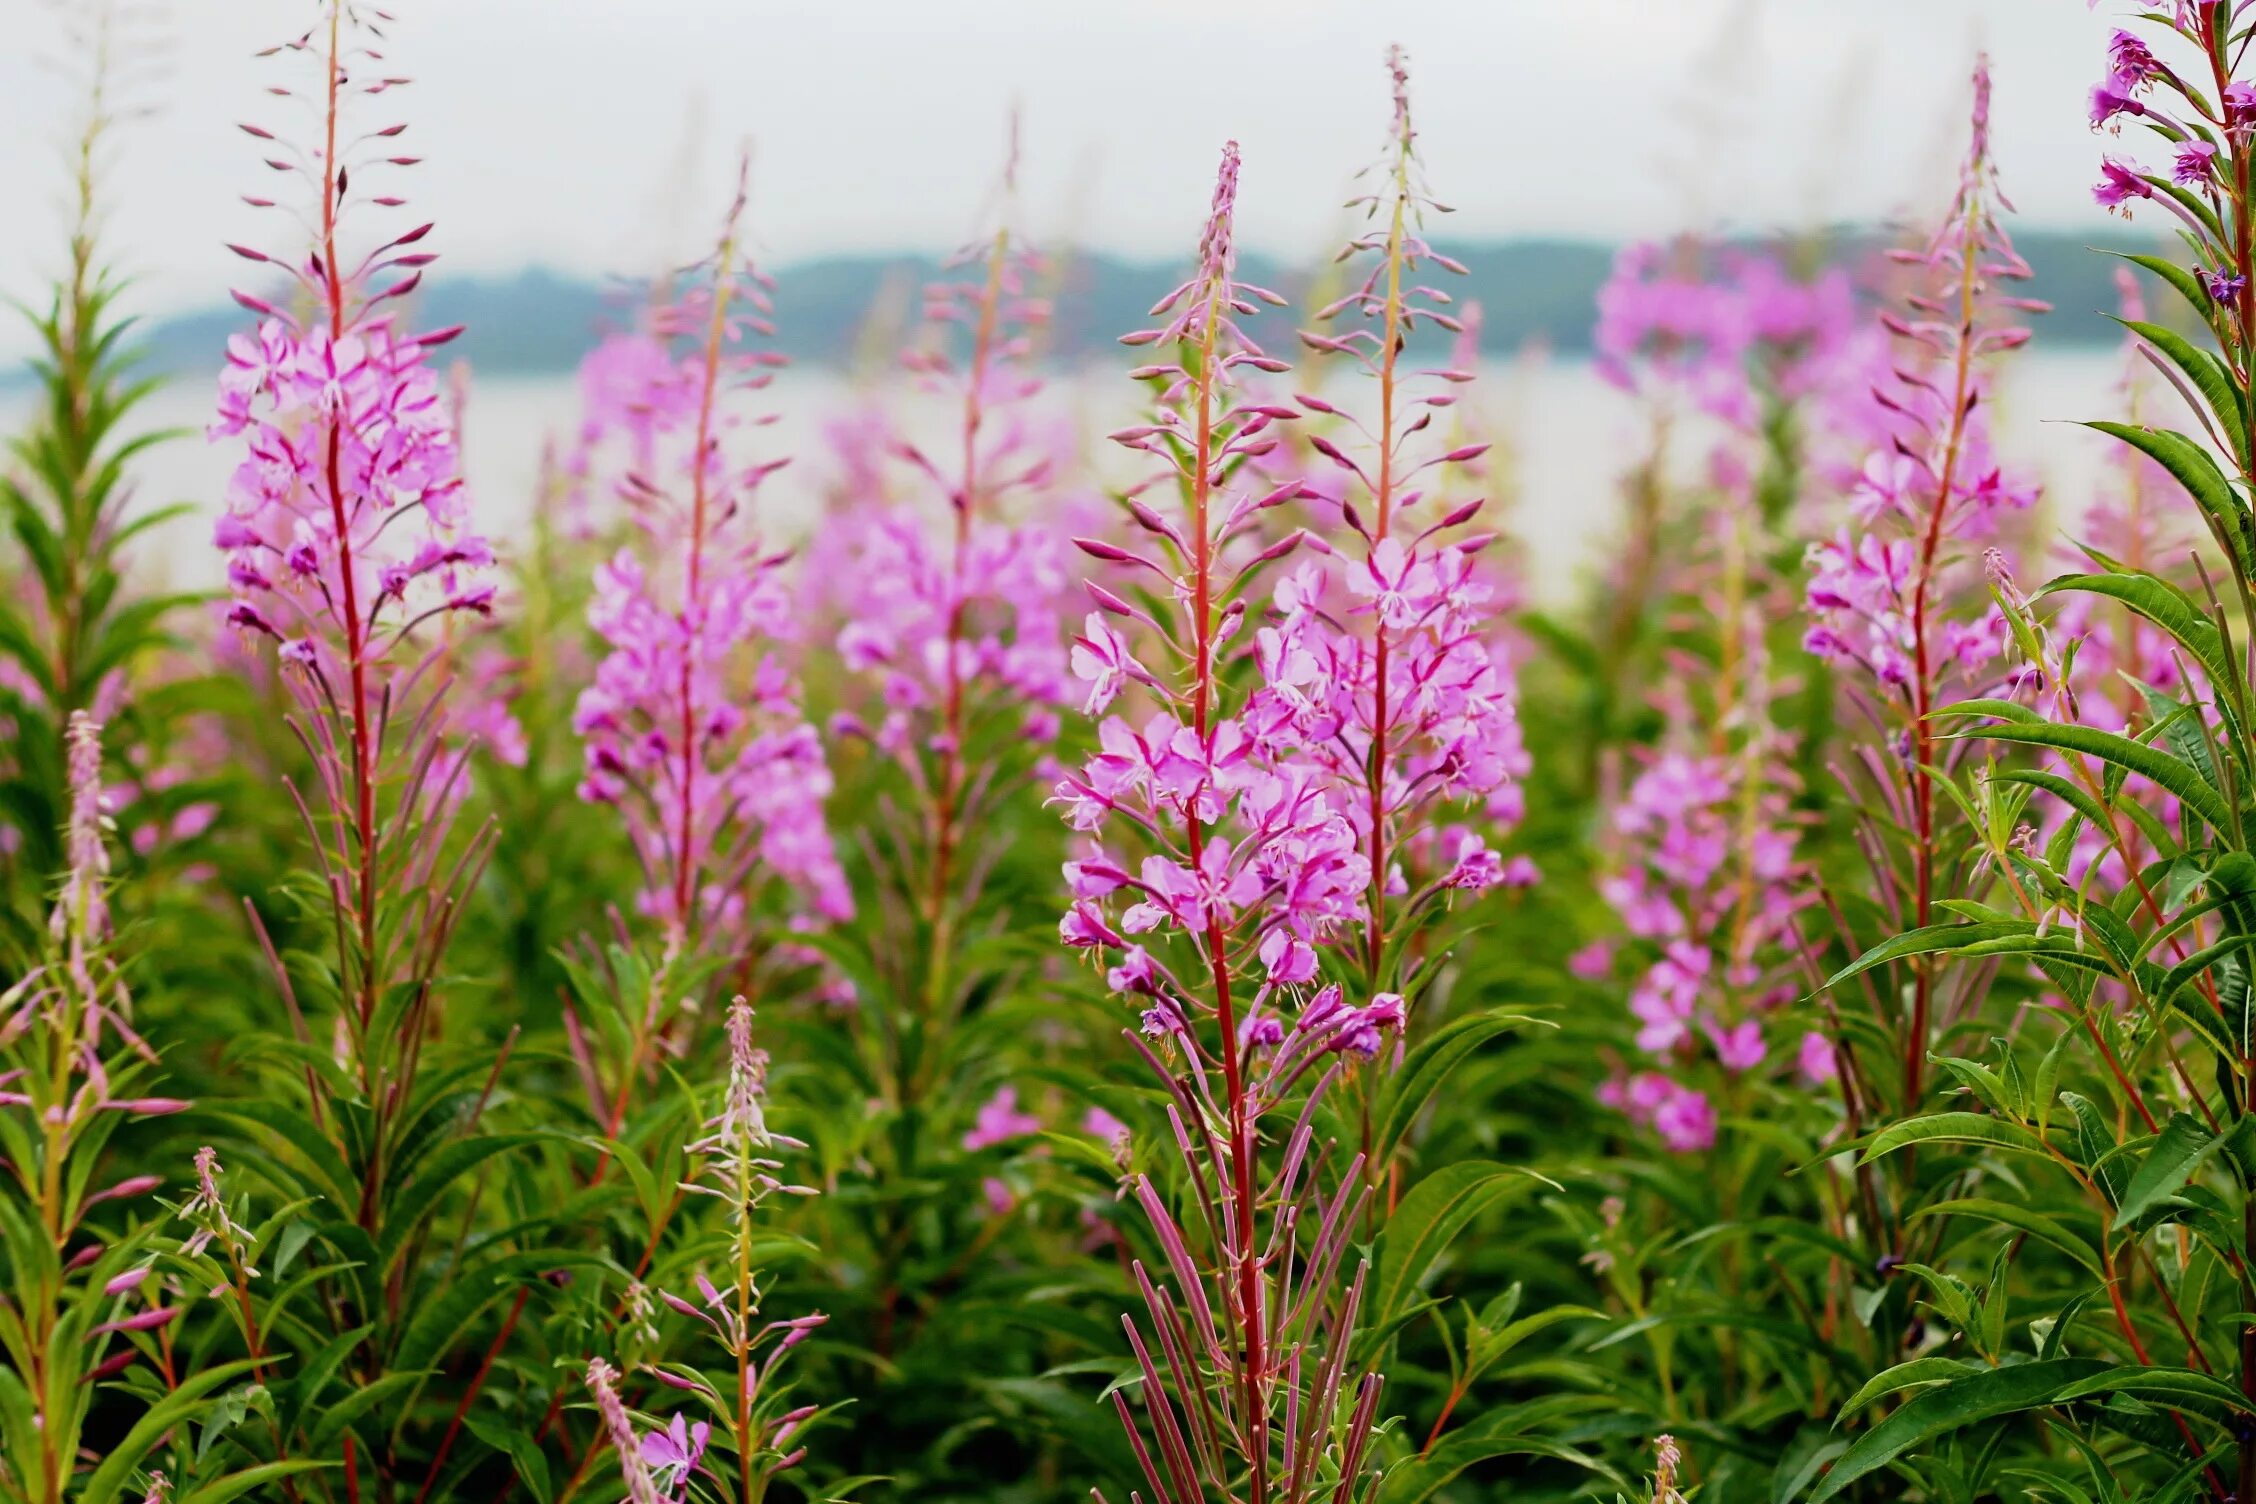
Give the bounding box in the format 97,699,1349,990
1595,241,1865,431
212,275,491,679
831,510,1071,756
1593,745,1824,1152
570,169,850,945
1258,42,1529,962
1800,57,2041,707
1057,140,1380,1015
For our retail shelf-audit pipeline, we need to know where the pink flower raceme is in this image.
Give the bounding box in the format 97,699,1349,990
211,8,502,1085
1595,241,1866,431
1592,740,1813,1147
625,1015,828,1493
1799,56,2045,1113
1067,138,1394,1504
570,168,849,946
1269,45,1529,966
587,1359,663,1504
211,286,490,681
2,713,166,1127
1058,143,1370,1008
1801,56,2040,729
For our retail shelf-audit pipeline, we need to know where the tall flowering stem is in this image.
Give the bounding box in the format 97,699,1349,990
1580,240,1872,1153
212,1,498,1241
910,122,1060,932
573,161,848,955
581,1003,829,1504
1288,46,1520,990
1800,55,2041,1108
1795,25,2256,1496
0,0,200,910
568,164,848,1159
817,127,1073,1362
1062,138,1407,1504
0,713,192,1503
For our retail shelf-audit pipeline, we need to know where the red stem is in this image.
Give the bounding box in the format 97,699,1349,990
670,255,737,934
1899,190,1981,1108
1183,279,1268,1504
928,228,1008,924
413,1288,528,1504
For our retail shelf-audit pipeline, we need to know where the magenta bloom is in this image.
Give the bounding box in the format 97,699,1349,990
640,1413,711,1500
962,1086,1043,1151
570,171,849,945
2093,156,2154,212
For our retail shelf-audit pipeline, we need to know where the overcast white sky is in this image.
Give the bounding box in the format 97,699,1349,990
0,0,2149,333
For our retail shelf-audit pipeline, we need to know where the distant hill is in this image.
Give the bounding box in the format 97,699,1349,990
12,229,2177,386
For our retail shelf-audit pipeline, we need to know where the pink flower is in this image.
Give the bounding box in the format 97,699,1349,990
2094,156,2153,212
1083,1107,1129,1147
963,1087,1043,1152
641,1413,711,1498
1797,1030,1839,1086
569,190,848,946
1652,1085,1717,1153
1071,612,1149,715
1705,1019,1767,1074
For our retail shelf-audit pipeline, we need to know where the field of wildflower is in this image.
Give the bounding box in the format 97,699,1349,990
22,2,2256,1502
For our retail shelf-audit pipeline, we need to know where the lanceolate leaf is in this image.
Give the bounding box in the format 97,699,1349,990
1942,719,2235,836
1860,1112,2050,1164
1807,1359,2111,1502
1910,1198,2103,1279
2114,1112,2222,1226
2083,421,2256,576
1818,921,2037,994
2114,315,2253,470
2034,570,2233,689
1371,1162,1545,1339
1370,1010,1537,1167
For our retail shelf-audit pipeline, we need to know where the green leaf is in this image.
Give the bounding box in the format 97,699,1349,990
1818,921,2036,995
1374,1397,1620,1504
378,1133,548,1271
1911,1198,2103,1280
307,1371,424,1455
77,1360,265,1504
1370,1011,1536,1167
1371,1163,1544,1337
177,1463,338,1504
2115,316,2252,470
1944,718,2235,837
1806,1358,2110,1502
1860,1112,2049,1165
2035,570,2233,689
2115,1112,2222,1225
1836,1356,1985,1420
2084,421,2255,578
2109,251,2216,329
2053,1363,2254,1415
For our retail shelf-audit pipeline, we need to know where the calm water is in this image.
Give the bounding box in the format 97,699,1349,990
1,352,2135,605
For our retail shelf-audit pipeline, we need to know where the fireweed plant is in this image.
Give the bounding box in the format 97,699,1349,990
1550,235,1883,1485
807,125,1084,1382
563,158,848,1171
0,1,220,944
0,712,207,1504
55,2,2256,1501
552,164,848,1497
185,4,564,1499
1578,237,1872,1155
1056,57,1561,1504
1782,7,2256,1502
